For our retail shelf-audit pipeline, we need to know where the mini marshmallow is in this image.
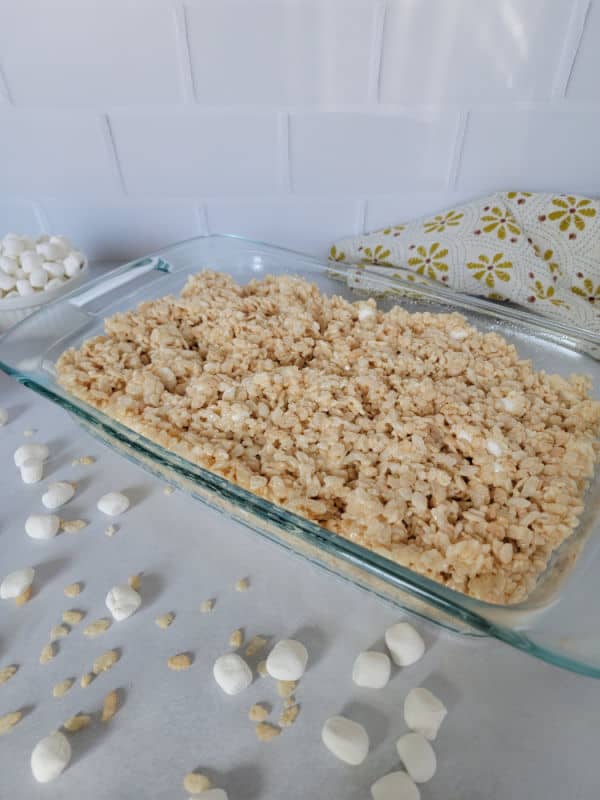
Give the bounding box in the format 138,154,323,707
105,584,141,621
0,272,16,291
50,235,71,251
14,443,49,467
25,514,60,540
31,731,71,783
42,481,75,510
3,238,25,258
97,491,130,516
16,279,34,296
0,567,35,599
396,733,436,783
19,251,43,273
370,771,420,800
486,439,503,457
29,267,49,288
14,267,26,279
42,260,65,278
352,651,391,689
20,458,44,484
0,406,7,425
64,252,84,277
385,622,425,667
449,328,469,340
404,688,447,741
36,242,65,261
321,716,369,765
357,301,377,322
46,277,66,291
0,255,18,275
213,653,253,695
266,639,308,681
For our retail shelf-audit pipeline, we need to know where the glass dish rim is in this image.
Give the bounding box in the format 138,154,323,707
2,232,600,679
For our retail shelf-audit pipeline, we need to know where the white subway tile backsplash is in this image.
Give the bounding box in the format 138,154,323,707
110,111,281,196
206,198,359,255
0,2,182,106
0,112,118,196
185,1,376,106
365,191,482,231
380,0,571,104
458,108,600,193
40,201,202,260
290,111,459,194
567,1,600,99
0,202,43,236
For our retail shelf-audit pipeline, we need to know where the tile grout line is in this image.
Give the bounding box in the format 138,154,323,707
32,202,50,234
0,63,13,104
101,115,127,195
197,202,210,235
368,0,387,103
553,0,591,98
278,111,292,192
446,110,469,190
173,2,196,104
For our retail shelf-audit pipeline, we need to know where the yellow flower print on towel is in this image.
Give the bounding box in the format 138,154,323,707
377,224,406,236
328,245,346,263
423,210,464,234
529,281,568,308
571,276,600,305
467,253,512,288
360,244,393,266
478,206,521,240
506,191,532,205
545,196,596,233
407,242,449,280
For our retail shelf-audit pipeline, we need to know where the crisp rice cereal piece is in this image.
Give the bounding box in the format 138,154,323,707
40,643,56,664
93,649,119,675
229,628,244,649
128,574,142,591
257,660,268,678
60,519,87,533
168,653,192,671
155,612,174,629
276,680,297,698
63,610,84,625
101,690,119,722
234,578,249,592
0,711,22,734
183,772,212,794
278,703,300,728
15,585,33,606
80,672,94,688
83,618,111,638
255,722,281,742
72,456,95,466
0,665,18,685
245,635,268,658
50,624,70,642
163,485,175,496
105,524,117,537
64,583,82,598
53,679,74,698
248,703,270,722
200,598,215,613
63,714,92,733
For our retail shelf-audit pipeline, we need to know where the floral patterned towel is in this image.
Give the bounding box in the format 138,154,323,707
330,192,600,336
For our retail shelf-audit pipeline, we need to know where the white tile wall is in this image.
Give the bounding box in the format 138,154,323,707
0,0,598,260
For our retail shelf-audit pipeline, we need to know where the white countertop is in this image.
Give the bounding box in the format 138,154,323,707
0,370,598,800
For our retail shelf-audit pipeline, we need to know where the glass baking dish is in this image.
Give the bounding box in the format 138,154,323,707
2,234,600,678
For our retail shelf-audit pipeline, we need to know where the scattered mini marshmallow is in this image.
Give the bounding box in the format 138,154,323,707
385,622,425,667
97,491,130,516
0,567,34,600
20,458,44,484
321,716,369,765
352,651,391,689
0,406,7,426
396,733,437,783
370,771,420,800
404,688,447,741
25,513,60,540
266,639,308,681
105,584,141,621
213,653,253,695
31,731,72,783
42,482,75,510
14,442,49,467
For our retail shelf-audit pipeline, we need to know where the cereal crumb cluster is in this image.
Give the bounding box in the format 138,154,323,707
56,271,600,603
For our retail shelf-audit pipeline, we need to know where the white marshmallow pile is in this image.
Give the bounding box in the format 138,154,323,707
404,687,447,741
0,566,34,599
352,650,391,689
370,771,420,800
0,233,85,301
97,491,130,517
213,653,253,695
14,442,49,485
321,716,370,765
30,731,72,783
25,513,60,540
384,622,425,667
42,481,75,510
265,639,308,681
105,584,141,621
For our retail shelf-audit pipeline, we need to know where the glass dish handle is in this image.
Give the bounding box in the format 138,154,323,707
68,256,171,312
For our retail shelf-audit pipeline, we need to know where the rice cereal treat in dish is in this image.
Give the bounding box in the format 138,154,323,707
55,271,600,604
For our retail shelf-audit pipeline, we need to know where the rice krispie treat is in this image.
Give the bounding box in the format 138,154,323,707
56,272,600,604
